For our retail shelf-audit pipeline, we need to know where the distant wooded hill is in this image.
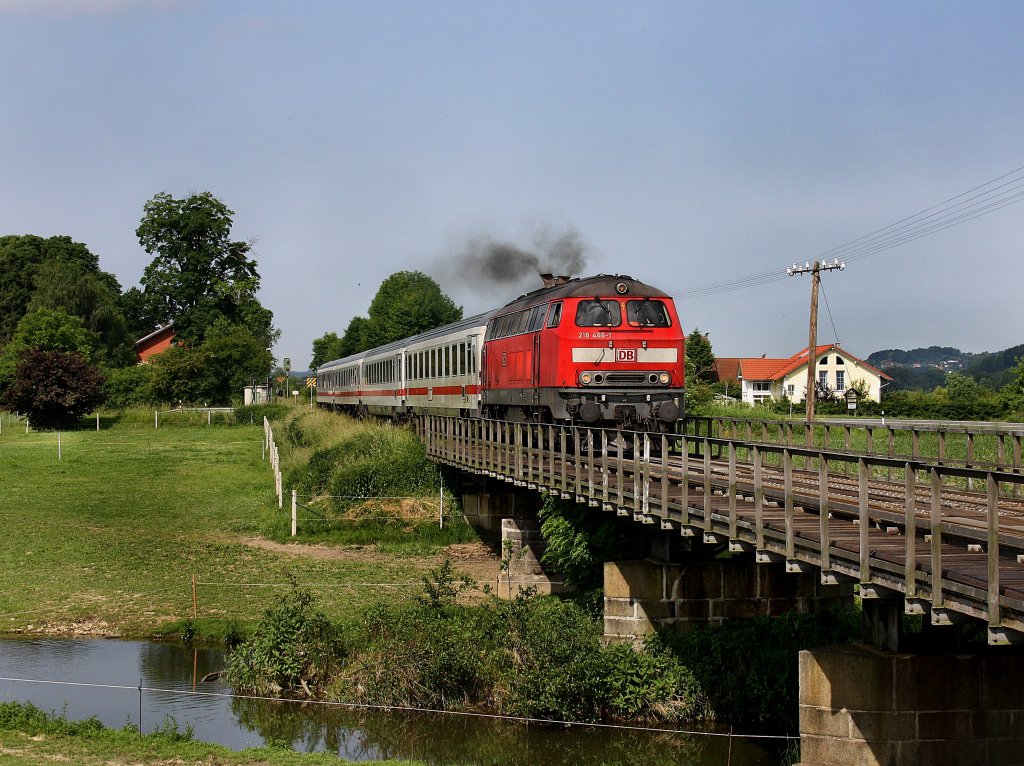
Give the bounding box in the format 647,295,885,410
867,344,1024,391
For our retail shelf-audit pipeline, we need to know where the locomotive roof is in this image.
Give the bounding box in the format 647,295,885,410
317,275,670,372
497,274,670,312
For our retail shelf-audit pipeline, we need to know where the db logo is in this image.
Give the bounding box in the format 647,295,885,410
616,348,637,362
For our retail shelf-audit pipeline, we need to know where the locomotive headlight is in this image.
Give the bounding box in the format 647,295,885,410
580,372,593,385
659,373,671,385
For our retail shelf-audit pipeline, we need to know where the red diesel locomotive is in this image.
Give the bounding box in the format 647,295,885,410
316,274,686,431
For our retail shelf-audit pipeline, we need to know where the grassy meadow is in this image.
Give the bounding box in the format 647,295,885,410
0,407,471,639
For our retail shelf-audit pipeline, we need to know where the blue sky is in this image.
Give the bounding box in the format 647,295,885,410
2,1,1022,367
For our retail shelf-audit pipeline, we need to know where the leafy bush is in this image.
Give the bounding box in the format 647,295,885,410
325,428,438,504
227,586,343,696
0,701,106,737
600,639,709,721
227,570,712,726
103,364,156,408
2,349,106,428
662,608,859,729
537,497,647,590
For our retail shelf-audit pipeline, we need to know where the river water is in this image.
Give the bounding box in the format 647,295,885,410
0,638,788,765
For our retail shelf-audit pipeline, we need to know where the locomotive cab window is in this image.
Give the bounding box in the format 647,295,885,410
627,299,670,327
528,305,545,332
576,300,621,327
546,302,563,328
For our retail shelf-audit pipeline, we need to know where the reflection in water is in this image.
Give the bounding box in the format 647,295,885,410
229,696,783,765
0,639,784,765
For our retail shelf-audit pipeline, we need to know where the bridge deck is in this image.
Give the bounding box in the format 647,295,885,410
419,416,1024,644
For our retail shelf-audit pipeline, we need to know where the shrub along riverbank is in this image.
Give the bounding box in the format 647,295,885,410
228,567,712,726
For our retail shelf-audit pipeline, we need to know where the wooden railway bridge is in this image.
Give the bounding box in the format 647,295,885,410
417,414,1024,766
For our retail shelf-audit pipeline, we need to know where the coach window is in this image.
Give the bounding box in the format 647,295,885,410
576,300,621,327
546,302,562,328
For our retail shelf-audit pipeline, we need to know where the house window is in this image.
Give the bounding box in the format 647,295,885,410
836,371,845,391
819,371,828,388
835,356,844,365
787,384,795,396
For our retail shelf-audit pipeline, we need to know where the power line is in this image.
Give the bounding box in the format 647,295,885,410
676,164,1024,300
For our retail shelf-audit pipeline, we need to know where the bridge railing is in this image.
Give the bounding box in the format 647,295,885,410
419,415,1024,642
682,415,1024,479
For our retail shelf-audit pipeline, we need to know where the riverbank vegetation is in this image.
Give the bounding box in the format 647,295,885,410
228,571,712,726
0,701,422,766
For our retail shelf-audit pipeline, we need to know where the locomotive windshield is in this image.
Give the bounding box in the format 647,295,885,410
627,299,671,327
576,299,621,327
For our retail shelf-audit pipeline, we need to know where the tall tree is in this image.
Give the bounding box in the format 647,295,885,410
310,331,346,368
685,328,715,384
360,271,462,350
0,234,116,346
0,308,94,391
136,191,274,345
28,260,131,366
338,316,369,357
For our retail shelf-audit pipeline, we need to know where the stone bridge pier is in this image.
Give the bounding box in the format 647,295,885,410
458,475,565,598
604,546,1024,766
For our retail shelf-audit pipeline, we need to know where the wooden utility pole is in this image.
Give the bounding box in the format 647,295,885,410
788,258,845,427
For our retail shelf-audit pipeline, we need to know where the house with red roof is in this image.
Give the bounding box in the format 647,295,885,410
134,322,176,364
713,344,892,405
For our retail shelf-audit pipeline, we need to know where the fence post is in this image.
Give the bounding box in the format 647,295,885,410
291,489,297,537
155,410,158,429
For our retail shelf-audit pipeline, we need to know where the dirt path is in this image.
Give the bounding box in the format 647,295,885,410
237,537,503,585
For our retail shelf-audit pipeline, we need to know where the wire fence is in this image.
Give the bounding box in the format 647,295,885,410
0,673,797,742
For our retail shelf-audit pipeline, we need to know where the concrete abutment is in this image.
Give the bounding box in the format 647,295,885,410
797,643,1024,766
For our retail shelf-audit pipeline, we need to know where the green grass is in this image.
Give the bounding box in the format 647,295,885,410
0,701,423,766
0,409,449,639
